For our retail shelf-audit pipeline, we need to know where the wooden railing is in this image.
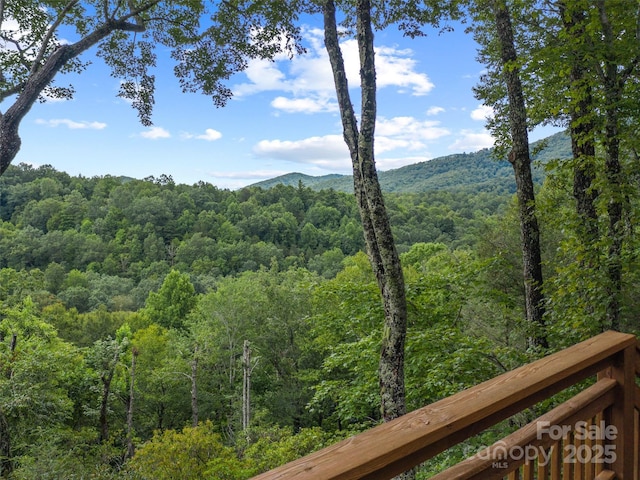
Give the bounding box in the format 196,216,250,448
253,330,640,479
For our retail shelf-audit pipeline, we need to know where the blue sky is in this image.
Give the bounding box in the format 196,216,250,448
10,17,558,189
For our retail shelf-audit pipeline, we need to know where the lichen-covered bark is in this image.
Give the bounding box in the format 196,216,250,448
492,0,547,348
323,0,408,424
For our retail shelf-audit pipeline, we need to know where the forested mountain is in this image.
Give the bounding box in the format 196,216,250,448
1,0,639,474
0,161,524,478
0,137,639,478
0,163,505,313
252,131,571,194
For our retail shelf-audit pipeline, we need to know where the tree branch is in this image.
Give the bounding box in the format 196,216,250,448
0,0,5,33
117,0,161,27
0,82,27,102
31,0,80,76
0,35,32,70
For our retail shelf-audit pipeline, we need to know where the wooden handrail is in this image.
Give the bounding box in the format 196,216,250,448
252,330,637,480
428,378,618,480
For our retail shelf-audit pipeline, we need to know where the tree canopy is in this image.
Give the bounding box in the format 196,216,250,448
0,0,305,175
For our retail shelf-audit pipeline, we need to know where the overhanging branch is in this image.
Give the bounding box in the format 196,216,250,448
31,0,80,75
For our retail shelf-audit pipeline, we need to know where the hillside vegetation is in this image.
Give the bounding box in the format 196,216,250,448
0,129,638,479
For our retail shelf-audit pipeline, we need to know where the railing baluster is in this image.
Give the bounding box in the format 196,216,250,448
550,441,561,479
585,416,595,480
537,447,549,479
563,431,574,480
523,459,535,480
575,428,584,480
609,344,635,477
635,402,639,480
594,412,604,477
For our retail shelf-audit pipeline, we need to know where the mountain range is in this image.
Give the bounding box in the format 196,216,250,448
250,131,571,194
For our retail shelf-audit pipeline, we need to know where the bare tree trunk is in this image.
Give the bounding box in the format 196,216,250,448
125,347,138,459
191,347,199,427
492,0,547,348
242,340,251,441
323,0,408,432
99,344,121,443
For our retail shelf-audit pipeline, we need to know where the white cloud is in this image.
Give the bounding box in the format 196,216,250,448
375,45,434,95
251,116,451,171
375,136,426,153
233,61,288,97
377,116,450,141
2,15,70,54
426,106,445,116
449,130,495,151
140,126,171,139
1,18,29,52
233,28,434,114
198,129,222,141
470,104,494,121
253,134,350,170
182,128,222,141
35,118,107,130
271,96,337,114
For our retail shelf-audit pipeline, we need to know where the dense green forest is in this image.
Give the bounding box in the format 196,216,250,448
2,0,640,475
0,146,638,478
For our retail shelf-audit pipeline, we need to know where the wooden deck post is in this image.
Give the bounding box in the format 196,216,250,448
606,343,635,479
611,345,636,480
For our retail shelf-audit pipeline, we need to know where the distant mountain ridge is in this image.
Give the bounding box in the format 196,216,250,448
250,131,571,194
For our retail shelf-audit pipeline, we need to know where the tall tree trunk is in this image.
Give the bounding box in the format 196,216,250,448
191,347,199,427
323,0,408,435
553,1,602,324
558,2,599,241
596,0,625,331
242,340,251,441
492,0,547,348
99,345,120,443
125,347,138,459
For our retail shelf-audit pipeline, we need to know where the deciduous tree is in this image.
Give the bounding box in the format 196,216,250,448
0,0,304,175
323,0,409,427
472,0,547,347
144,270,196,330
